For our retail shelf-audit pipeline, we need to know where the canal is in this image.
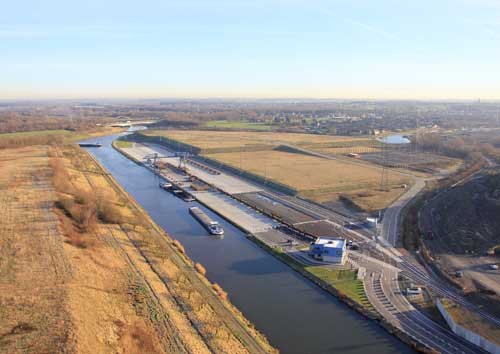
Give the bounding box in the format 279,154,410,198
84,133,413,354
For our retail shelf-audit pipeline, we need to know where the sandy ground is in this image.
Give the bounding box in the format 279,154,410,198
438,254,500,294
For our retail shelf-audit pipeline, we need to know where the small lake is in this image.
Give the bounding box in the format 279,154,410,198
379,135,411,144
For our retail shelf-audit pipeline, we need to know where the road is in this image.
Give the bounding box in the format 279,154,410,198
357,254,489,354
380,176,425,247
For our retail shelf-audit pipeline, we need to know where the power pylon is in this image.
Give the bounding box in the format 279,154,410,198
380,141,390,191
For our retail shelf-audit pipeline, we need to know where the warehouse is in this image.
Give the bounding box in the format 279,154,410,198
309,237,347,264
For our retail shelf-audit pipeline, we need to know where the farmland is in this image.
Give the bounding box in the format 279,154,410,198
0,133,274,354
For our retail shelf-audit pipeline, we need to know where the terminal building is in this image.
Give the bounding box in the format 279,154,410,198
309,237,347,264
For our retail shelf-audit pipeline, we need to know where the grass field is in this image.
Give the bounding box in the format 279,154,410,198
0,127,123,149
204,120,274,131
316,146,381,155
207,150,409,211
0,129,72,138
144,129,369,150
305,267,372,308
114,139,133,148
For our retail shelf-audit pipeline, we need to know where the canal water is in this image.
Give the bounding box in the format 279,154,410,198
83,133,413,354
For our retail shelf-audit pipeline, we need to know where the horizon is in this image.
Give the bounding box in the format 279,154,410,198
2,0,500,99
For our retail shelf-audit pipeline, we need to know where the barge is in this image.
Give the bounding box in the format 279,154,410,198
189,207,224,235
79,142,102,148
159,181,195,202
159,181,173,190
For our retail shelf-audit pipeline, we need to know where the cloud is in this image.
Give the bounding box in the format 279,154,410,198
343,19,403,42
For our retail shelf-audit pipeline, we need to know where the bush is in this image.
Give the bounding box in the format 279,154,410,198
194,263,207,276
172,240,185,254
97,201,123,224
212,283,228,301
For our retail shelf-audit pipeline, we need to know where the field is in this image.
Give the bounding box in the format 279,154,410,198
114,139,133,148
204,120,274,131
304,267,372,308
0,129,72,138
207,150,410,211
0,127,123,149
0,134,274,354
316,146,381,155
144,129,369,151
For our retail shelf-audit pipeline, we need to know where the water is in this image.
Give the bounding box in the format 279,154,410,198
83,133,413,354
379,135,411,144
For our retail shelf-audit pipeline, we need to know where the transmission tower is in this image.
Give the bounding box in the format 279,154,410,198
379,141,390,191
178,152,189,171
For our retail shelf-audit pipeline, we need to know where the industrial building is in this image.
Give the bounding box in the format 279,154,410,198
309,237,347,264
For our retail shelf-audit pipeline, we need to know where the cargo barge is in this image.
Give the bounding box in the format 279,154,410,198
189,207,224,235
159,181,173,190
159,181,195,202
79,142,102,147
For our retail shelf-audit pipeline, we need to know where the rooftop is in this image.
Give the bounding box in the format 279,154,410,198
314,237,345,248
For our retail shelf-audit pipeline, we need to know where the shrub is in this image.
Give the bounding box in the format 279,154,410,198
194,263,207,276
212,283,228,301
172,240,185,254
97,201,123,224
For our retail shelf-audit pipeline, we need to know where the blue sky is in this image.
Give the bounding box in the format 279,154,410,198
1,0,500,99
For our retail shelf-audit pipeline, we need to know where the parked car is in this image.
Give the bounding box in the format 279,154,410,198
405,287,422,295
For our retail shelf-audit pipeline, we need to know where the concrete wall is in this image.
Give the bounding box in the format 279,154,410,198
436,299,500,354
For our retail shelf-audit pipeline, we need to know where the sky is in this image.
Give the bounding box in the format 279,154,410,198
1,0,500,100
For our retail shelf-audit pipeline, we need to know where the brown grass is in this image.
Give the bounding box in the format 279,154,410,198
145,129,368,150
172,239,186,254
0,146,73,353
209,149,410,210
212,283,229,301
195,262,207,276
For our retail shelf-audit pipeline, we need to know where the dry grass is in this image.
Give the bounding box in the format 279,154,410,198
212,283,229,301
208,149,410,210
208,150,405,192
0,146,73,353
145,129,368,150
195,262,207,276
316,146,381,155
442,299,500,345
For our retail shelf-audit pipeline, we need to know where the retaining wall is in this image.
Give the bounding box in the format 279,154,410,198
436,299,499,354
